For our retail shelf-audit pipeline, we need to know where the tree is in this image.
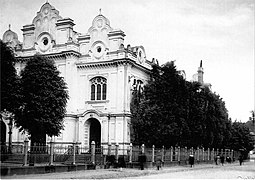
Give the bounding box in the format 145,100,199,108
131,61,232,149
230,121,254,158
0,40,20,113
185,81,206,148
15,55,68,145
131,62,190,147
246,110,255,133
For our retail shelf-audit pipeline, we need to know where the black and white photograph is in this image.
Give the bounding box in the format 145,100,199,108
0,0,254,179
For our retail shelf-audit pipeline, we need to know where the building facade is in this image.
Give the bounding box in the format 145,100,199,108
1,2,154,151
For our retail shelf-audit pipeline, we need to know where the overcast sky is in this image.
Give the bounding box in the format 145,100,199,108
1,0,254,122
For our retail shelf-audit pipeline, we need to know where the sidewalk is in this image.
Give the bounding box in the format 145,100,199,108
2,162,242,179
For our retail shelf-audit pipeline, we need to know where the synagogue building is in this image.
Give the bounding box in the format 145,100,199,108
1,2,154,151
1,2,209,152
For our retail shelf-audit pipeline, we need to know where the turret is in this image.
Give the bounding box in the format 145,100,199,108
2,24,21,49
197,60,204,84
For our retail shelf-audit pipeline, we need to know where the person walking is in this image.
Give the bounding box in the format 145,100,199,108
215,154,220,165
238,155,243,166
220,154,224,166
226,156,231,163
138,152,146,170
189,154,195,167
156,151,162,170
214,155,218,165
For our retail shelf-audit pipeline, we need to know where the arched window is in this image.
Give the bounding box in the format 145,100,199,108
90,77,107,100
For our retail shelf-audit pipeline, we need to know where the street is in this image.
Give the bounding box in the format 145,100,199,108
130,161,255,179
2,161,254,179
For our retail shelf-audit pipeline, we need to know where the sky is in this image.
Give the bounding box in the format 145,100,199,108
0,0,254,122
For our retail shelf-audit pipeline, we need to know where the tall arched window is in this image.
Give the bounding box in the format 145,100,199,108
90,77,107,100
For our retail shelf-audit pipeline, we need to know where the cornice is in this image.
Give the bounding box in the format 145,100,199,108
16,50,81,63
76,110,132,118
76,58,134,70
21,24,35,32
108,30,126,38
65,114,78,118
56,18,75,27
76,58,151,74
21,47,36,52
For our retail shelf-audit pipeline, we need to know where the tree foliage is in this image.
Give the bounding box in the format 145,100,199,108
0,40,20,113
230,121,254,152
131,61,253,152
15,55,68,144
131,62,189,147
245,110,255,133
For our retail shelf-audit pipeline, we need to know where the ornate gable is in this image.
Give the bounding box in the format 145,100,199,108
21,2,78,54
32,2,62,41
86,14,112,60
80,12,126,61
88,14,112,42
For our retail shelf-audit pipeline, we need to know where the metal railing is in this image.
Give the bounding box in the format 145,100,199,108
1,140,239,167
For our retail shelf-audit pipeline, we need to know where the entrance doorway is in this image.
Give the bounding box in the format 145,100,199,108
86,118,101,148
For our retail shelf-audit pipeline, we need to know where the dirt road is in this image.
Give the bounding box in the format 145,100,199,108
131,161,255,179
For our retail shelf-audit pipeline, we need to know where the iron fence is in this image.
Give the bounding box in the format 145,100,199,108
1,142,239,167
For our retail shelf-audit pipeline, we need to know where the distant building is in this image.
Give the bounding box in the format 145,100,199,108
1,2,155,151
191,60,212,90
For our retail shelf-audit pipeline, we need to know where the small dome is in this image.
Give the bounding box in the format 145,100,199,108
2,25,20,48
2,29,19,43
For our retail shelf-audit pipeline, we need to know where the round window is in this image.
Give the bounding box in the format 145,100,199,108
43,38,48,46
97,46,102,53
37,33,52,52
92,42,105,59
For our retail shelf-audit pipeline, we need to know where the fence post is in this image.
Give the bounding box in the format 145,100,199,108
72,142,76,165
231,150,233,160
115,143,119,164
49,139,54,166
161,146,164,164
207,148,210,161
197,147,199,162
152,145,155,163
184,146,187,163
178,146,181,162
141,144,145,154
91,141,95,165
202,147,205,161
129,143,132,163
170,146,173,162
101,146,104,166
212,148,214,160
23,138,29,166
108,143,111,156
